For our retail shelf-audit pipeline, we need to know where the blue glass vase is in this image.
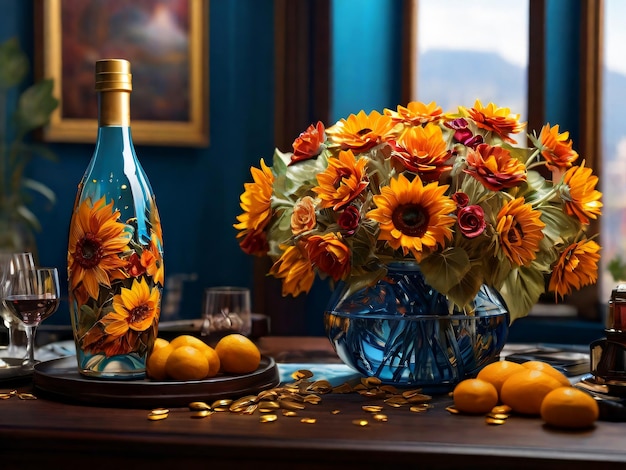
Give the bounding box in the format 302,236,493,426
324,262,509,392
67,59,164,379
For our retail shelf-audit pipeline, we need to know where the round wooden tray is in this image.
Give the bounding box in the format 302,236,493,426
33,355,280,408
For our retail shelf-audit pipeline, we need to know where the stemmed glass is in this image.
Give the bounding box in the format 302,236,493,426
0,252,35,358
4,267,60,370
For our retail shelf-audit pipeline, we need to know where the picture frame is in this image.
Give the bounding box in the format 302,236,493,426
35,0,209,147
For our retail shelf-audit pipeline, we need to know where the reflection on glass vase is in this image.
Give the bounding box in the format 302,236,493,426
324,262,509,392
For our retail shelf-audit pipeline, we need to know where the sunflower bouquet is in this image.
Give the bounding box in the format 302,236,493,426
234,100,602,323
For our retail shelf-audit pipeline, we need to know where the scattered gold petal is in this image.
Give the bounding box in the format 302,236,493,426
282,410,298,417
148,413,168,421
491,405,512,414
485,417,506,425
362,405,384,413
17,393,36,400
190,410,212,419
372,413,388,422
150,408,170,415
352,419,369,427
446,406,460,414
259,414,278,423
188,402,210,411
300,417,316,424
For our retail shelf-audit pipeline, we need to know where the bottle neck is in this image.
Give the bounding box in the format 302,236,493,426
98,90,131,127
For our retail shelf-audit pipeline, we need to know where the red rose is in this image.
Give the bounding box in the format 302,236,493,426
452,191,469,209
338,205,360,235
457,205,486,238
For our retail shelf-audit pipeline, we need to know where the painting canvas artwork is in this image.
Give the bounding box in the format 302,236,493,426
37,0,209,146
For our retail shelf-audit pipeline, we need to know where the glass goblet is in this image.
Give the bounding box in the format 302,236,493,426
201,286,252,345
4,267,60,370
0,252,34,358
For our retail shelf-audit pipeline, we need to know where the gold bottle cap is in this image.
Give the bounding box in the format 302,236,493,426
95,59,132,92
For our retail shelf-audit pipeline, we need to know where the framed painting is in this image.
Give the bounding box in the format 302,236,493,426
35,0,209,147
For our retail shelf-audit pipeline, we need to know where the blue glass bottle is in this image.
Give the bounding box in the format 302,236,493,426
67,59,164,378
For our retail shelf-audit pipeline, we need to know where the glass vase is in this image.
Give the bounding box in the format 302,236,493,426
324,262,509,392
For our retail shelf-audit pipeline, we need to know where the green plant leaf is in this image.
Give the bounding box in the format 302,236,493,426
0,37,28,89
419,247,471,295
14,79,59,133
499,265,546,323
22,177,56,204
16,204,41,232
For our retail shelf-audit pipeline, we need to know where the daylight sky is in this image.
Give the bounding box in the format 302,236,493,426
605,0,626,76
417,0,529,68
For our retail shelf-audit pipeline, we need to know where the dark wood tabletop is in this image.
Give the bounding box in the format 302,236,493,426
1,336,625,470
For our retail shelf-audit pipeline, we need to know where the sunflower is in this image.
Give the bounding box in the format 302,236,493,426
313,149,369,210
325,109,396,151
384,101,444,127
366,173,456,260
463,100,525,143
560,161,603,225
67,195,132,301
496,197,545,266
234,158,275,238
269,244,316,296
391,122,452,182
538,123,579,170
80,277,160,357
549,239,601,300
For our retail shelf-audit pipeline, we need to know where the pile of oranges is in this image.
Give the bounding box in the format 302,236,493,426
452,360,599,429
146,333,261,381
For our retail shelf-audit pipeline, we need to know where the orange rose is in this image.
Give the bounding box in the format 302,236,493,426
291,196,317,235
306,233,350,282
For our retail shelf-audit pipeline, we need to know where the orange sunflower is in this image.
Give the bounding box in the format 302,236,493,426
306,232,351,282
325,109,396,151
366,173,456,260
548,239,601,300
384,101,444,126
465,143,527,191
81,277,160,357
234,158,275,238
269,244,316,296
561,161,603,225
496,198,545,266
313,149,369,210
463,100,525,143
68,195,132,301
538,123,579,170
391,122,452,182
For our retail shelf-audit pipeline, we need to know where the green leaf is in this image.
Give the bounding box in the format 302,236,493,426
14,79,59,134
499,265,546,323
16,204,41,232
22,177,56,204
0,37,28,89
540,204,581,243
419,247,471,296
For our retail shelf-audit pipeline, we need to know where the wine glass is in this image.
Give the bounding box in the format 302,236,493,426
4,267,60,370
0,252,34,358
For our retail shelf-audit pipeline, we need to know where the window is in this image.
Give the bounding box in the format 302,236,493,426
413,0,530,136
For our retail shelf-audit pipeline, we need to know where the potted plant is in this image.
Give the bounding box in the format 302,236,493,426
0,37,59,254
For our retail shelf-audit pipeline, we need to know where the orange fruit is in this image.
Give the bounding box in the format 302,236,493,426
165,345,209,381
477,360,526,397
169,334,211,353
500,369,562,415
203,345,221,378
146,344,174,381
522,360,570,387
215,334,261,374
540,386,599,429
452,378,499,414
152,337,170,352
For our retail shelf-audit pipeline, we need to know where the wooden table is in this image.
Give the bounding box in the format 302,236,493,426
1,336,625,469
